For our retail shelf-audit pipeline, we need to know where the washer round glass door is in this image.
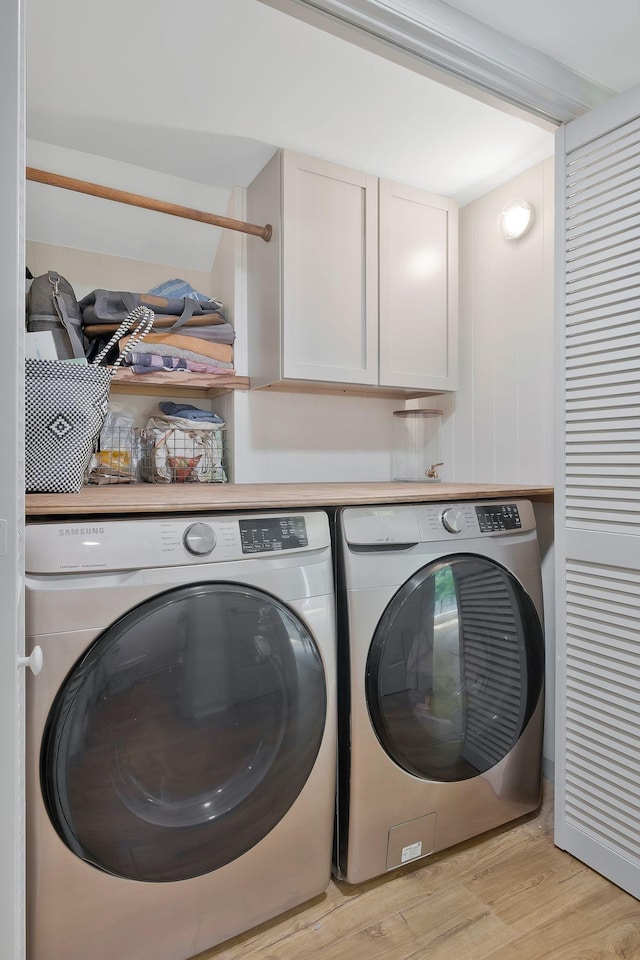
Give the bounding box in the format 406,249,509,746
41,582,327,882
366,554,544,782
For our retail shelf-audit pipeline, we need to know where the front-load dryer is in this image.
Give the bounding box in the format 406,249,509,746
25,510,336,960
335,499,544,884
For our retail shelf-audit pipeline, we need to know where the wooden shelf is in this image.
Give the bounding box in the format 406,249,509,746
25,482,554,518
110,368,249,398
109,369,438,401
253,380,447,401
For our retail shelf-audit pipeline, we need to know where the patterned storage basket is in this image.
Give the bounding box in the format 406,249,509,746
25,307,154,493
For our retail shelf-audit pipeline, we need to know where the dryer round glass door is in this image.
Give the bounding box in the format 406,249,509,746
365,554,544,782
40,582,327,882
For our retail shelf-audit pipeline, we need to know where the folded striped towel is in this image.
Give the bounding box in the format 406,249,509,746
120,333,233,365
124,353,235,375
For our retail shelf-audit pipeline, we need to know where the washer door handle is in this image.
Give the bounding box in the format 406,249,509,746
18,645,43,676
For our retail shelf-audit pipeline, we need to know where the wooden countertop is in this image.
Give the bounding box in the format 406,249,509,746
25,481,553,518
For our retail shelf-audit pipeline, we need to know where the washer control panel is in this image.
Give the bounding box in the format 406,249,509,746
475,503,522,533
239,515,308,554
25,511,326,573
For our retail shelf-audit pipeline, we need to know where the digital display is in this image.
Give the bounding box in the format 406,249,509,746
239,516,309,554
475,503,522,533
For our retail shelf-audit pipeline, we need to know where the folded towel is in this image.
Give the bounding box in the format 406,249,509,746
159,402,224,424
165,322,235,344
120,333,233,365
147,279,214,302
123,353,235,375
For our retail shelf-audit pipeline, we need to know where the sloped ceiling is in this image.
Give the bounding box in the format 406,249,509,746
26,0,554,204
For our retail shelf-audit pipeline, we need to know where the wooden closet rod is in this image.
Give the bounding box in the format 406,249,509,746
26,167,272,242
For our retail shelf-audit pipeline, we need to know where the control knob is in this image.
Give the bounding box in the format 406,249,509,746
442,508,464,534
183,522,216,556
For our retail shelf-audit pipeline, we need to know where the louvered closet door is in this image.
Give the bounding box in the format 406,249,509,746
557,83,640,897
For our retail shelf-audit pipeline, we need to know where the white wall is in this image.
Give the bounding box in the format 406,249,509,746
231,388,397,483
438,156,555,486
26,240,215,304
26,141,231,274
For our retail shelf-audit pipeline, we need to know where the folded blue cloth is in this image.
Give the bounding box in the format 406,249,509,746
159,401,224,424
147,279,213,302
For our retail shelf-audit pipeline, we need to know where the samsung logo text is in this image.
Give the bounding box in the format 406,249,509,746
58,527,105,537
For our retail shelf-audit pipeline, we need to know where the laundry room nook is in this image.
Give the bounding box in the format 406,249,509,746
8,0,640,959
23,0,558,489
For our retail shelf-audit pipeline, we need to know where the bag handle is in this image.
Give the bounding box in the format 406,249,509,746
164,299,196,333
49,272,86,360
122,290,196,333
91,306,155,370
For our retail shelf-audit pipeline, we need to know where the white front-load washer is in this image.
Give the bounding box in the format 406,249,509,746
334,499,545,884
25,510,336,960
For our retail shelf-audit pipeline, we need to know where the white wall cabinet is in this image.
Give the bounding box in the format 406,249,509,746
379,179,457,391
247,150,457,397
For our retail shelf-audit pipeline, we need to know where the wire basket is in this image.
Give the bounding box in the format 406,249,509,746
86,425,227,484
140,422,226,483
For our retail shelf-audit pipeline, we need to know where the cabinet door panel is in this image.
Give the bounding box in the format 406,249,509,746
379,181,457,390
282,153,378,384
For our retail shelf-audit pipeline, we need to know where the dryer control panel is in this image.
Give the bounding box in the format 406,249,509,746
342,500,536,546
418,500,532,541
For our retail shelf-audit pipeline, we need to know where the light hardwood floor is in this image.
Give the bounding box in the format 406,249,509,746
195,781,640,960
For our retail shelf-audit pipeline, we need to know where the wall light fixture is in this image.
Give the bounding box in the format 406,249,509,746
498,199,535,240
